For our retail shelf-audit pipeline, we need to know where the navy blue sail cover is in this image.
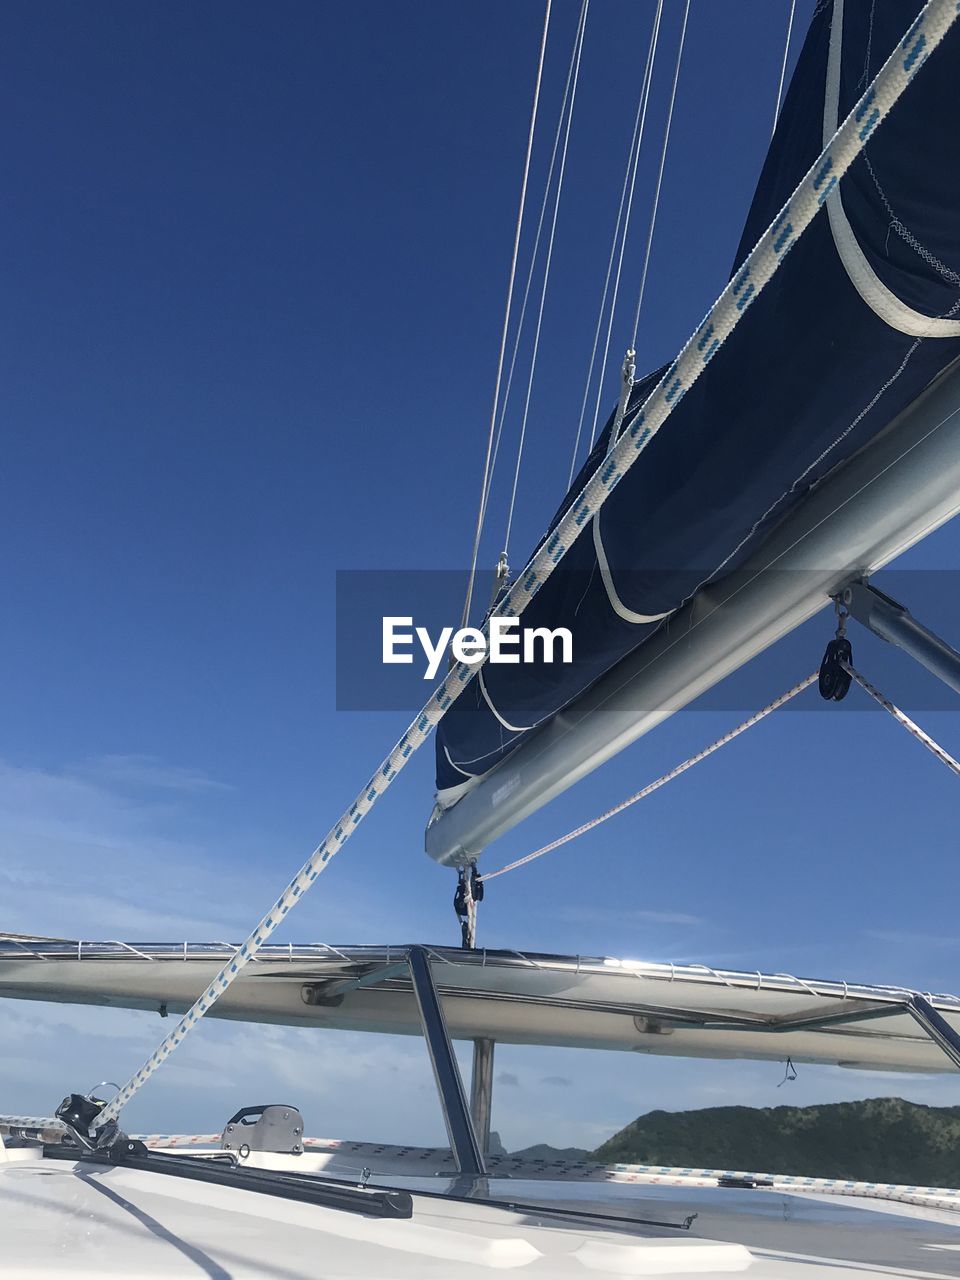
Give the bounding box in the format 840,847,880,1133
436,0,960,800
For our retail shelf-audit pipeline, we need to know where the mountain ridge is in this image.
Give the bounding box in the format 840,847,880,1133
587,1097,960,1184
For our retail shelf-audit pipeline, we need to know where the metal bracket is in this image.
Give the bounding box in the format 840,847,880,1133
611,348,637,442
303,960,408,1004
839,579,960,696
221,1105,304,1155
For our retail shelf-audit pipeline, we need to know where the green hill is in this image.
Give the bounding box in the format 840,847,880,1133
591,1097,960,1185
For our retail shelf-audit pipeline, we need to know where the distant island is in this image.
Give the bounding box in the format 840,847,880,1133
514,1098,960,1185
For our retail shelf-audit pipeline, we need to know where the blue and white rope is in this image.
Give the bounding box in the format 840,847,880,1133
94,0,960,1133
844,661,960,777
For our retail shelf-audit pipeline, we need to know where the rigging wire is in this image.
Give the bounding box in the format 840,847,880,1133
585,0,664,457
459,0,553,632
629,0,690,352
485,0,590,560
566,0,664,485
772,0,798,137
484,672,817,881
502,0,589,560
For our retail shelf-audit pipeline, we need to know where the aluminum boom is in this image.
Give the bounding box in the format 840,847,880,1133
426,358,960,864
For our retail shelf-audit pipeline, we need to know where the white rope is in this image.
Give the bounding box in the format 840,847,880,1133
502,1,589,558
842,661,960,777
93,0,958,1133
629,0,690,351
586,0,664,456
487,1,591,548
567,0,664,486
484,673,817,880
459,0,552,632
773,0,798,136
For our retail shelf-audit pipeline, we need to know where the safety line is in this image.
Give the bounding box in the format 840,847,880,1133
94,0,959,1133
629,0,690,350
843,662,960,777
485,673,817,880
502,0,589,559
459,0,552,633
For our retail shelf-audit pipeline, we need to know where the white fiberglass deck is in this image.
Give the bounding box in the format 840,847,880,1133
4,1142,960,1278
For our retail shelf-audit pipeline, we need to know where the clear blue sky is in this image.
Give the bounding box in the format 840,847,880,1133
2,0,959,1151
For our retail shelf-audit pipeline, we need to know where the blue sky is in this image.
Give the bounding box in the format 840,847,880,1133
2,0,960,1153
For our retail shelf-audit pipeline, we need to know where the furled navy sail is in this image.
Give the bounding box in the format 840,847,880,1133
435,0,960,804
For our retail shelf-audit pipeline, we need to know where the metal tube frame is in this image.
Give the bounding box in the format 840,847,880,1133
407,947,485,1177
392,953,960,1167
469,1038,495,1153
840,579,960,697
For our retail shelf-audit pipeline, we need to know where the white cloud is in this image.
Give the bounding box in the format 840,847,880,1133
0,756,396,941
70,754,232,794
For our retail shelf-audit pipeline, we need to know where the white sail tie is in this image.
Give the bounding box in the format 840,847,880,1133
93,0,960,1133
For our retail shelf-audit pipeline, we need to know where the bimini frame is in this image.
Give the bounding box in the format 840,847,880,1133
2,938,960,1178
